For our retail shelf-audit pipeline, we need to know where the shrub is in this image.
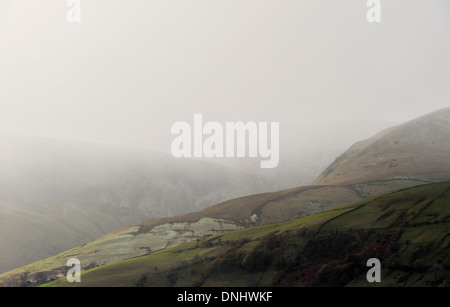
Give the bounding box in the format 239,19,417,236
428,265,445,284
241,249,272,271
190,278,203,287
167,271,179,286
413,259,427,272
134,274,147,287
84,262,98,270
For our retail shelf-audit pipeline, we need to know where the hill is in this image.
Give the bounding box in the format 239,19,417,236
314,107,450,185
2,108,449,280
30,180,450,287
0,177,436,285
0,135,268,273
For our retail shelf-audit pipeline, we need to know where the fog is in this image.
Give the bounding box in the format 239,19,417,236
1,0,450,275
0,0,449,171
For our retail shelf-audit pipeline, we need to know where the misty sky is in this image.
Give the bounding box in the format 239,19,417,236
0,0,449,154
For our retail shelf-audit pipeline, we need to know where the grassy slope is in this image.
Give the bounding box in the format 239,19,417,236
0,178,429,286
45,181,450,287
0,202,124,273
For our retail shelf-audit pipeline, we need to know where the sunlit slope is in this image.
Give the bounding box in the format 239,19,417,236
45,181,450,287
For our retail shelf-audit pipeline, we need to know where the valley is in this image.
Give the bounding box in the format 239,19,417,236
0,107,449,286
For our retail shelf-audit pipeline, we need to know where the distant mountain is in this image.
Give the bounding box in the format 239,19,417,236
0,135,268,273
314,108,450,185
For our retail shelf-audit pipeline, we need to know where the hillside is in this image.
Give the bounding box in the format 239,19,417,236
30,181,450,287
1,177,436,286
314,107,450,185
0,135,268,273
2,108,449,281
0,119,393,274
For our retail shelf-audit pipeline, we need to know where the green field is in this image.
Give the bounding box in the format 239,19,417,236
41,181,450,287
